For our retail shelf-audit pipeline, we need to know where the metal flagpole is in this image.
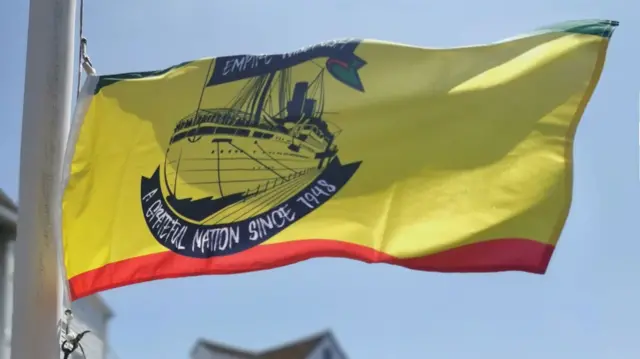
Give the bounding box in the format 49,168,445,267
11,0,77,358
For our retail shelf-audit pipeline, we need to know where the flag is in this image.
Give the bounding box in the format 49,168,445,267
63,19,617,299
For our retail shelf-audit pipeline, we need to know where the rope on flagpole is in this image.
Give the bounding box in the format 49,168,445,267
76,0,95,99
60,2,95,357
58,309,92,359
81,38,95,76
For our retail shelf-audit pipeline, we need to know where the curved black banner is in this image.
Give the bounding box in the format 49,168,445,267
140,158,361,259
207,39,365,88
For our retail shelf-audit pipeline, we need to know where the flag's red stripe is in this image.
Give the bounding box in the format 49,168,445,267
68,238,554,300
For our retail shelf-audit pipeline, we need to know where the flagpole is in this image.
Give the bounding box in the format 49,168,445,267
11,0,77,358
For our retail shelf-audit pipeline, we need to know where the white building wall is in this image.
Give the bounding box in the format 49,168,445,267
0,238,14,359
68,297,110,359
191,345,214,359
305,336,348,359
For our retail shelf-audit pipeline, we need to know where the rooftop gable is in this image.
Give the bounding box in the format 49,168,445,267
195,330,340,359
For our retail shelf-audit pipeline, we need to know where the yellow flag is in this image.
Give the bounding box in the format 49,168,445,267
63,20,617,299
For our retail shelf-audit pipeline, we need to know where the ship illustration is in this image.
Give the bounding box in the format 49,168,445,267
163,63,343,225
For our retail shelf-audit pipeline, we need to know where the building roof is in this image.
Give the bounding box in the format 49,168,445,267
198,340,255,358
0,189,17,230
197,331,333,359
260,331,327,359
0,189,16,210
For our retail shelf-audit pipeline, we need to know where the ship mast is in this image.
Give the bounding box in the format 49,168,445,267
252,72,277,126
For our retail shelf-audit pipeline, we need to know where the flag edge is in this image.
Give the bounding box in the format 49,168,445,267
89,19,618,93
68,237,553,300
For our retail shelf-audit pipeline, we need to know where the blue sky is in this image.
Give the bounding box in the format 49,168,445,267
0,0,638,358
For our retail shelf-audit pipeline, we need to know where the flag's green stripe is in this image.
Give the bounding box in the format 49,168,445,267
536,19,618,38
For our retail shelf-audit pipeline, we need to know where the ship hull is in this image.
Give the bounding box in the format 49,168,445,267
164,129,335,225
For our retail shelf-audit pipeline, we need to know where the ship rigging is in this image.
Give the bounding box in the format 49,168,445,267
162,61,342,224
